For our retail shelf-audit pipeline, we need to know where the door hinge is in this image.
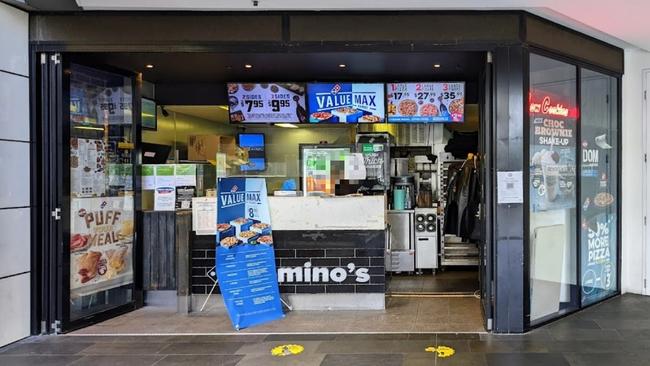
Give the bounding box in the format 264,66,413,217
51,320,61,334
645,154,648,163
40,54,46,65
50,54,61,65
645,90,647,100
51,207,61,221
487,51,493,64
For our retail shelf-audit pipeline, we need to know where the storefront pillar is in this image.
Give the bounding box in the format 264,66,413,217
492,46,526,333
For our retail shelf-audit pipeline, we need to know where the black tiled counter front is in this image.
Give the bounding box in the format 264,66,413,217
190,230,386,295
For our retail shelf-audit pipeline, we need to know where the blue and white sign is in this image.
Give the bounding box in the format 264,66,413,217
216,177,283,330
307,83,385,123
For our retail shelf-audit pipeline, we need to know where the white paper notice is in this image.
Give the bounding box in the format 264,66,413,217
154,187,176,211
344,153,367,180
141,165,155,190
497,171,524,204
192,197,217,235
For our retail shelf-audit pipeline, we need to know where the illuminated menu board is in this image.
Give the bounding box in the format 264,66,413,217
227,83,307,123
307,83,385,123
386,82,465,123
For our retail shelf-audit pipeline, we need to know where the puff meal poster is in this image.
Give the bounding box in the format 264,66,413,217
70,196,134,297
216,177,283,330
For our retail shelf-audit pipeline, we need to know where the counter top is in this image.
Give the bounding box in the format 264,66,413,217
268,195,386,231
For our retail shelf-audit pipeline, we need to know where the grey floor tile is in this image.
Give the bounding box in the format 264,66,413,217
69,355,163,366
594,319,650,330
563,352,650,366
235,353,326,366
0,355,82,366
335,333,410,341
315,340,436,354
158,342,244,355
469,340,548,353
265,333,337,341
0,343,94,355
548,328,622,341
404,352,488,366
79,342,168,355
543,340,637,353
547,319,601,330
155,354,243,366
480,329,554,342
437,333,480,340
320,354,403,366
235,341,322,355
486,353,570,366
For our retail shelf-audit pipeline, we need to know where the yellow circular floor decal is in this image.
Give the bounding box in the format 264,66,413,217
425,345,456,358
271,344,305,357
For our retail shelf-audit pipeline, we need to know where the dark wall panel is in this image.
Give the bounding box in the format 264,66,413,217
526,16,623,74
290,14,520,43
31,14,283,45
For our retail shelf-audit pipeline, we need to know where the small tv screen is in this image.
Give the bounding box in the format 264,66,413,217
386,82,465,123
238,133,266,172
306,83,385,123
227,83,306,123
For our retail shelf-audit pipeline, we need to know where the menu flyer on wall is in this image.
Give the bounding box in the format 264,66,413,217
154,165,176,211
71,137,107,197
216,177,283,330
307,83,385,123
386,82,465,123
69,196,134,298
581,213,616,305
227,82,306,123
529,91,577,212
141,165,155,190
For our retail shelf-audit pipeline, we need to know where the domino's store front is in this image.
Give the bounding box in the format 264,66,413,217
30,11,622,335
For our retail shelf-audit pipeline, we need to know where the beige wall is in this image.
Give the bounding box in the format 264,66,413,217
142,107,237,157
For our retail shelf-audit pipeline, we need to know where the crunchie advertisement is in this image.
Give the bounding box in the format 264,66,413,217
529,92,577,212
307,83,385,123
581,213,616,305
69,196,134,298
216,177,283,330
227,82,307,123
386,82,465,123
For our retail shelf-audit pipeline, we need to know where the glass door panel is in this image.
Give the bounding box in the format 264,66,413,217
65,63,137,323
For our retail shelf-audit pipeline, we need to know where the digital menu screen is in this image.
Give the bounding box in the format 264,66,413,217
307,83,385,123
386,82,465,123
238,133,266,172
227,83,307,123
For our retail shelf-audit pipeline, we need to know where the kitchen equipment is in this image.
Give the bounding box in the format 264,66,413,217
414,207,439,270
386,210,415,273
391,158,409,177
391,176,416,210
355,132,393,191
393,188,406,210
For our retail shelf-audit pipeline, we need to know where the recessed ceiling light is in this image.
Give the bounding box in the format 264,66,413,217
433,64,441,68
275,123,298,128
244,64,253,69
145,64,154,69
338,64,347,68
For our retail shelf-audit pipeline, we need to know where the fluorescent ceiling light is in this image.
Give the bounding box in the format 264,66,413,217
218,106,230,111
74,126,105,131
275,123,298,128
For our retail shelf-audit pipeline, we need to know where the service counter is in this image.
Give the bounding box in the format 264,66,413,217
192,195,386,311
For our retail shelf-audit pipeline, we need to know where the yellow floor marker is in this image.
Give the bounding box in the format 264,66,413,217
271,344,305,357
425,345,456,358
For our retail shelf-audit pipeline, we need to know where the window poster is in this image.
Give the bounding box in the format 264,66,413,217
71,137,107,197
386,82,465,123
529,91,577,212
216,177,283,330
69,196,134,298
307,83,385,123
227,82,306,123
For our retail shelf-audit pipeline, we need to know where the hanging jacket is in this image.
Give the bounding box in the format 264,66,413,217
444,158,481,240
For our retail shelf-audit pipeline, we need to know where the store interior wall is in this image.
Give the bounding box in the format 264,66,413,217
621,49,650,295
0,2,31,348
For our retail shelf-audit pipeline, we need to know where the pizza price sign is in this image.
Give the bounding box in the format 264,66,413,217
386,82,465,123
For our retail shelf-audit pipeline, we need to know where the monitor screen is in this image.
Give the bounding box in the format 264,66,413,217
238,133,266,172
386,82,465,123
306,83,385,123
227,83,306,123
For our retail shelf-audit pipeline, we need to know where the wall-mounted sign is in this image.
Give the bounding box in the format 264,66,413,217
227,82,307,123
307,83,385,123
386,82,465,123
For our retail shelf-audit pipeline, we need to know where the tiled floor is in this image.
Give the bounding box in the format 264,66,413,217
2,294,650,365
387,269,479,294
71,296,485,334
